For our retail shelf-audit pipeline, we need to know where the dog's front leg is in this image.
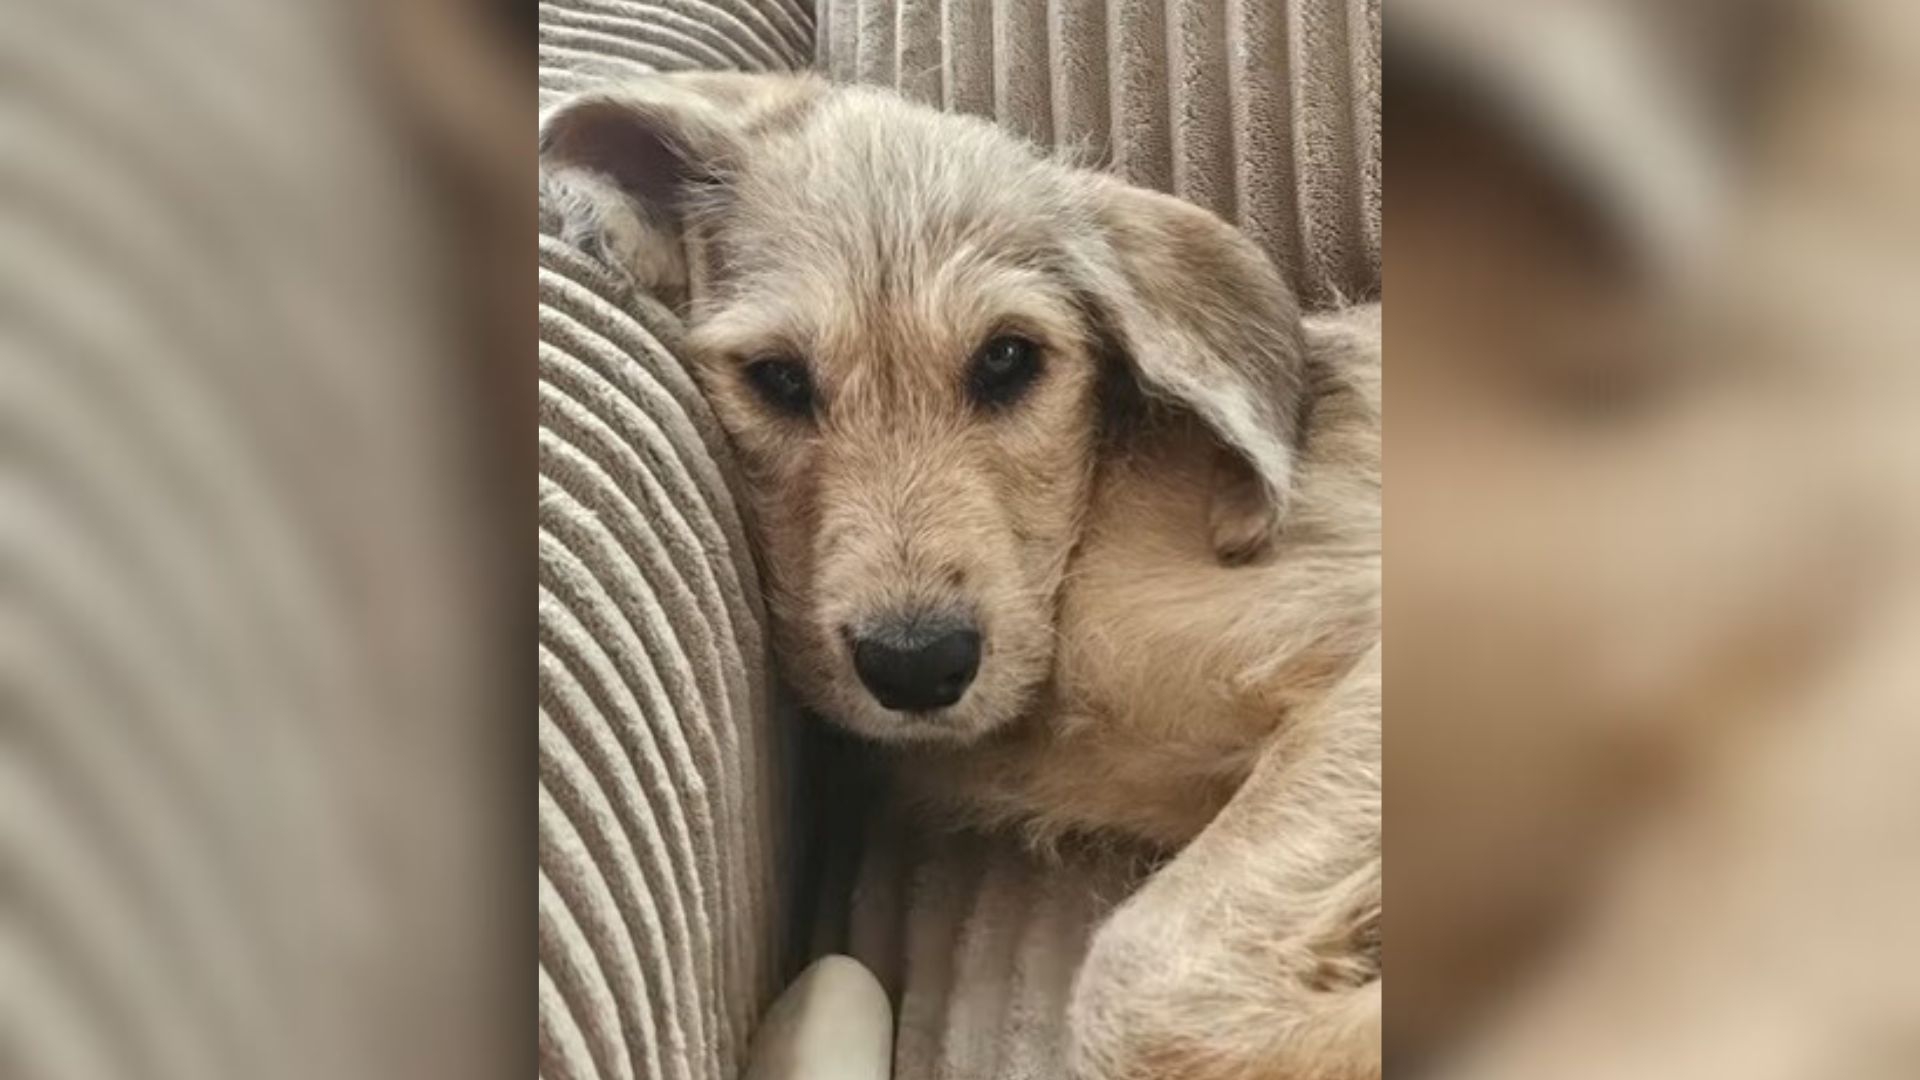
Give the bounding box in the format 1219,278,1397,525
1068,646,1382,1080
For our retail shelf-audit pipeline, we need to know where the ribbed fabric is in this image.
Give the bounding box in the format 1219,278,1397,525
538,226,798,1080
838,822,1146,1080
816,0,1383,307
537,8,816,1080
7,3,477,1079
539,0,816,108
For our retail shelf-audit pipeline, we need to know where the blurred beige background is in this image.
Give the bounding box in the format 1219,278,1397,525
4,1,531,1078
1389,1,1920,1076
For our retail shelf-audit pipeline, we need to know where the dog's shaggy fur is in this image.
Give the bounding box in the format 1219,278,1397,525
541,73,1381,1080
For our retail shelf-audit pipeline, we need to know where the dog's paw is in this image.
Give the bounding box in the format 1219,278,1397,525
1067,907,1210,1080
1068,900,1383,1080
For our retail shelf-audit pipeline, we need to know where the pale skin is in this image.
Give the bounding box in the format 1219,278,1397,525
541,73,1381,1080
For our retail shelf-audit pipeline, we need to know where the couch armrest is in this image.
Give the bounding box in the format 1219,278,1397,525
538,225,798,1080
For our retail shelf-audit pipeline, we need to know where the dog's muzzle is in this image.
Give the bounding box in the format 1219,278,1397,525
849,612,981,712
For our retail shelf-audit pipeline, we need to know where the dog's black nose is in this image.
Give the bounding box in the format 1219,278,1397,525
851,617,981,712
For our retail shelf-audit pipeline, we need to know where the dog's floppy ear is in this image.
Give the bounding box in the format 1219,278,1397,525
1079,180,1309,563
538,73,817,301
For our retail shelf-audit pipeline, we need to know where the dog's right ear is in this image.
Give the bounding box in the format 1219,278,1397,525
538,74,815,300
1075,179,1309,564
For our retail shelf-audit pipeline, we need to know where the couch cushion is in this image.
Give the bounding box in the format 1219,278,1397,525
538,226,798,1080
816,0,1382,308
540,0,815,108
838,821,1146,1080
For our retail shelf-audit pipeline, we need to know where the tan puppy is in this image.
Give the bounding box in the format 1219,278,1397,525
540,73,1381,1080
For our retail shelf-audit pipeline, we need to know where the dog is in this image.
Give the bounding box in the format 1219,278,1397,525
540,72,1381,1080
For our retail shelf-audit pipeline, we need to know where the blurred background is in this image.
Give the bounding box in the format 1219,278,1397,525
6,0,1919,1078
2,0,531,1078
1387,0,1920,1077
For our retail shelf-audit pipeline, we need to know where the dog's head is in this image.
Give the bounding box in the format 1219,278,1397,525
541,74,1306,743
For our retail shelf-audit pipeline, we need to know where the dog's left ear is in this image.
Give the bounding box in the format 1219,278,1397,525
1079,180,1308,563
538,73,819,301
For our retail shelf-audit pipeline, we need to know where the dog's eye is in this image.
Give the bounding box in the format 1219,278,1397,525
968,335,1043,410
744,356,815,418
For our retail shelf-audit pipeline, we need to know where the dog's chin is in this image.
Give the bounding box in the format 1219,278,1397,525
825,694,1015,747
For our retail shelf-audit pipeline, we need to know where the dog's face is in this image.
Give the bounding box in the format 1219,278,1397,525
687,152,1107,743
541,74,1307,744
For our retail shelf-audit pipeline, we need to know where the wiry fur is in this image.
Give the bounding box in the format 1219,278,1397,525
541,73,1381,1080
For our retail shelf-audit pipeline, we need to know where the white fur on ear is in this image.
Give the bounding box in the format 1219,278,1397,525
538,86,736,297
539,165,685,297
538,74,817,299
1078,179,1309,559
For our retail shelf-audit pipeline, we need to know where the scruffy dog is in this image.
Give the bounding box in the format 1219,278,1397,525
541,73,1380,1080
